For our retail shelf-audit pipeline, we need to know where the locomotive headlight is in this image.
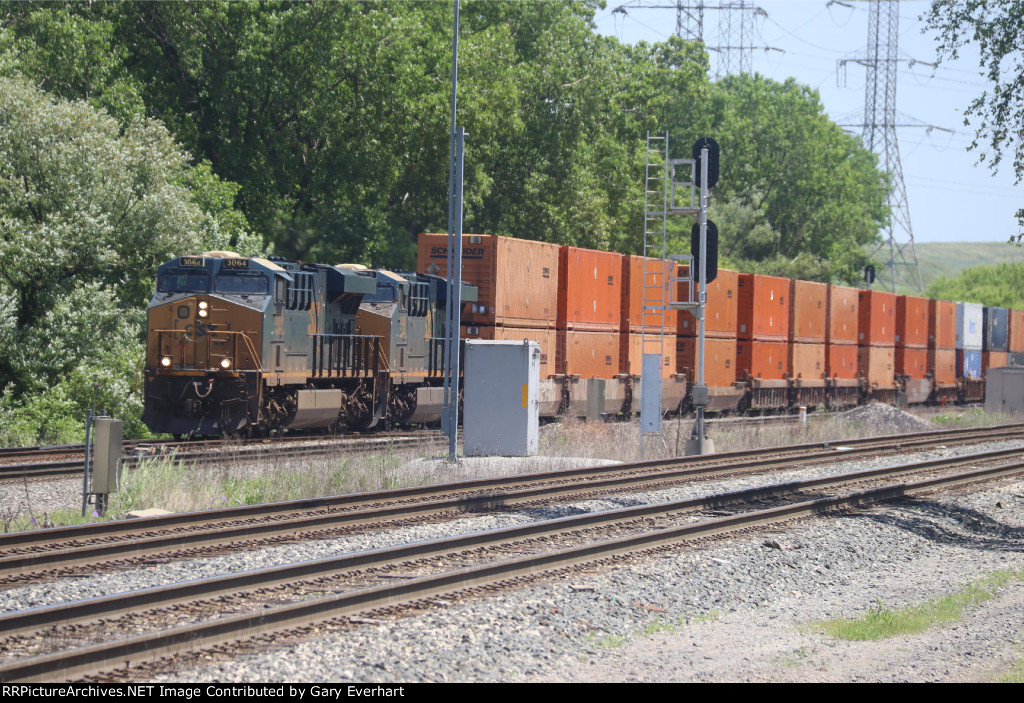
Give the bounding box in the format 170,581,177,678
220,357,232,369
160,356,172,367
198,308,209,318
198,301,208,310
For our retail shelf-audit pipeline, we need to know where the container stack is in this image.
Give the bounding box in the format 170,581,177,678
1008,309,1024,367
789,280,827,380
825,285,859,379
895,295,930,378
895,295,930,402
416,233,560,378
928,299,957,391
955,302,984,379
676,268,740,387
736,273,791,380
982,306,1008,372
619,255,677,378
858,290,897,391
555,246,622,377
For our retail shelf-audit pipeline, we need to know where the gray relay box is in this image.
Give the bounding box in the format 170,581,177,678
463,340,540,456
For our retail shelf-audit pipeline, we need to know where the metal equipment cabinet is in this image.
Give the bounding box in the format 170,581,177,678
463,340,540,456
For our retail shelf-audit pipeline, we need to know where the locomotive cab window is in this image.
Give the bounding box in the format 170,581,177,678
363,283,396,304
158,272,210,293
215,273,269,295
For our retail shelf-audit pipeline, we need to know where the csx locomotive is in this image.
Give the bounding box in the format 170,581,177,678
142,252,476,436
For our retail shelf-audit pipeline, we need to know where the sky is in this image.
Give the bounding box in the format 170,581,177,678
592,0,1022,246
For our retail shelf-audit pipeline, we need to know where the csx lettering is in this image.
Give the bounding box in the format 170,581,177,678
185,322,219,338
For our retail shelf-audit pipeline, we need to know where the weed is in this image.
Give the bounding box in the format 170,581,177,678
596,634,628,648
642,618,677,636
811,569,1024,640
999,659,1024,683
691,608,721,623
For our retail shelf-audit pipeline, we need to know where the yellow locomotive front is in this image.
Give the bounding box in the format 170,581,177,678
143,254,270,436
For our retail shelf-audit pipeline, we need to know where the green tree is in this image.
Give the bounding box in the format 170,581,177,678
0,76,254,443
704,74,890,283
927,1,1024,234
925,262,1024,308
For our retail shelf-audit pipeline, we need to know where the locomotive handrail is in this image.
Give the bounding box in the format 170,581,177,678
426,337,466,377
309,333,381,377
151,329,262,372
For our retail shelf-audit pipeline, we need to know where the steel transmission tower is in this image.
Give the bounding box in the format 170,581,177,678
616,2,768,78
713,2,762,79
858,0,924,293
674,1,705,41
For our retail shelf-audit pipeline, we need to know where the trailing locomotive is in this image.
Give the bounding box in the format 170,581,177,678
142,252,476,436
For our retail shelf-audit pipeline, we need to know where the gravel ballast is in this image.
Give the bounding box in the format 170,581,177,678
148,471,1024,684
2,415,1023,682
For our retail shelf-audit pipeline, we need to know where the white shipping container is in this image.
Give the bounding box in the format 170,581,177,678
955,302,984,350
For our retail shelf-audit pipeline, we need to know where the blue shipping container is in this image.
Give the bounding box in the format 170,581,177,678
957,349,983,379
983,306,1009,351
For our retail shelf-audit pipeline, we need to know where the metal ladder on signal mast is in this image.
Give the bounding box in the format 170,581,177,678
640,134,673,452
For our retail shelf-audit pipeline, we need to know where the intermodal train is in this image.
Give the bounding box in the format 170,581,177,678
142,236,1019,436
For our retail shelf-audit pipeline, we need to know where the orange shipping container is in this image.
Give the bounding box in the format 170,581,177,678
676,337,737,387
858,345,895,387
462,325,557,379
678,267,740,339
621,255,677,333
826,343,859,379
619,333,677,378
827,285,859,344
737,274,790,341
790,342,825,380
896,295,929,348
790,280,827,343
983,351,1008,372
858,290,896,346
928,299,956,349
895,346,929,379
736,340,791,380
557,247,622,331
1009,309,1024,352
556,329,619,378
417,233,558,329
929,348,957,385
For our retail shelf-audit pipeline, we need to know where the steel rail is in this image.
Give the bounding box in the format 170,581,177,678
4,440,1024,579
2,425,1022,570
0,434,434,481
0,445,1016,640
2,453,1022,682
5,422,1022,545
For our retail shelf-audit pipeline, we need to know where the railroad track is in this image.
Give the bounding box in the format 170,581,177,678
1,423,1021,587
0,431,443,481
0,441,1021,682
1,407,964,480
